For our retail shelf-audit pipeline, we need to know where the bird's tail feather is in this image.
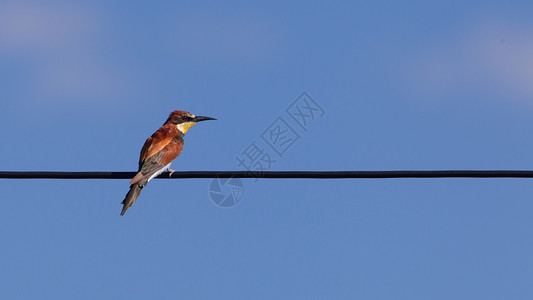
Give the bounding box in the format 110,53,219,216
121,184,143,216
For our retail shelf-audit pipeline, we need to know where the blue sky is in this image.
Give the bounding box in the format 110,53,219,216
1,1,533,299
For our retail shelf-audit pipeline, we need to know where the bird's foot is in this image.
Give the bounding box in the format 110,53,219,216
167,167,175,177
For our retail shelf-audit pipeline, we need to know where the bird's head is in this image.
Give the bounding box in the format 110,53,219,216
165,110,217,134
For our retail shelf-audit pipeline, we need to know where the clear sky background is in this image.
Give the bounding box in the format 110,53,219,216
1,1,533,299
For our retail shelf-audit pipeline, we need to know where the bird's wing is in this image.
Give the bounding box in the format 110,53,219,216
130,136,184,185
138,125,175,167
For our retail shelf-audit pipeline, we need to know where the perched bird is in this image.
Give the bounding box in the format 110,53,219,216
121,110,216,215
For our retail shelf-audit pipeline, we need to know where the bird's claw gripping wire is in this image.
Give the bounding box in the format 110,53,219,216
167,167,175,177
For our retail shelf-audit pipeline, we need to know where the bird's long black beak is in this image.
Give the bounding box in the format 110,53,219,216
194,116,217,122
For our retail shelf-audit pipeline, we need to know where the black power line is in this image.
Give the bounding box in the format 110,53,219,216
2,170,533,179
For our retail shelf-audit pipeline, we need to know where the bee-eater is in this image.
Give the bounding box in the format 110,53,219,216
121,110,216,215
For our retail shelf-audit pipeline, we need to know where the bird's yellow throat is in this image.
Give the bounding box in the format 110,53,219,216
177,122,196,134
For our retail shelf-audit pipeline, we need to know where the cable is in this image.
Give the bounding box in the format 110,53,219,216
2,170,533,179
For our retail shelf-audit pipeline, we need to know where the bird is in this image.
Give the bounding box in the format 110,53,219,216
121,110,216,215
